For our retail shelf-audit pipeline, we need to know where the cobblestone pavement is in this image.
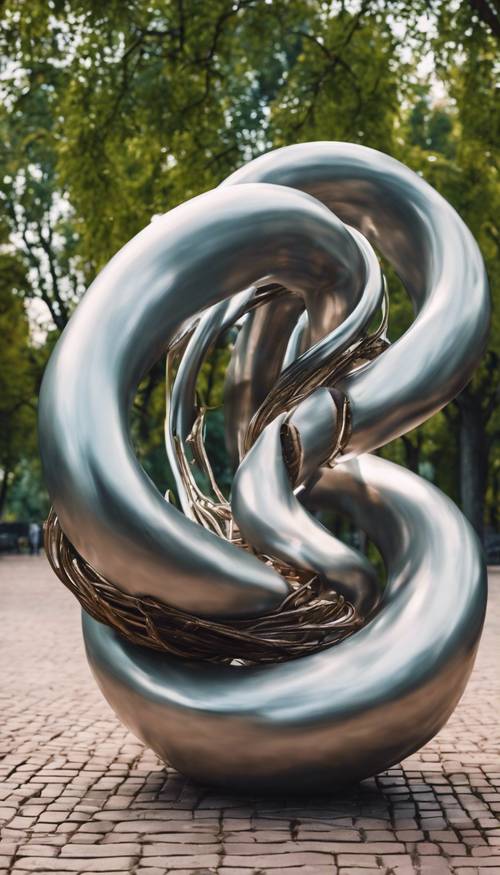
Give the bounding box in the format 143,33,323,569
0,556,499,875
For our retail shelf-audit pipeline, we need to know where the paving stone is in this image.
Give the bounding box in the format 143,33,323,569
419,860,451,875
141,842,221,855
136,869,168,875
16,845,59,857
223,852,333,867
339,870,382,875
336,854,380,867
13,858,137,871
60,843,141,857
1,557,499,875
145,855,220,868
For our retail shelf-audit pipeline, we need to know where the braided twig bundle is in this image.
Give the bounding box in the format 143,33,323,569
45,509,358,664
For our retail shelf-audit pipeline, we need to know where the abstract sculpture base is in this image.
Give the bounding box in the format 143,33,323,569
83,456,485,792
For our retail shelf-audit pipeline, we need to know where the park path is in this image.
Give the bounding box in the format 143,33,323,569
0,555,499,875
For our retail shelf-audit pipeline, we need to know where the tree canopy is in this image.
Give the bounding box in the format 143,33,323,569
0,0,498,540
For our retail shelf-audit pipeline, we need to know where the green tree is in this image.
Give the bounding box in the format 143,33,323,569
399,4,500,539
0,0,497,539
0,251,39,516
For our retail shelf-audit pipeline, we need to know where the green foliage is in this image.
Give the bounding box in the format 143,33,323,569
0,0,498,539
4,456,50,522
0,255,39,514
268,7,405,151
0,1,424,274
399,6,499,534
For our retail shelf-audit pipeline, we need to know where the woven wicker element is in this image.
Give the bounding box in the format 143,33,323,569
44,508,359,665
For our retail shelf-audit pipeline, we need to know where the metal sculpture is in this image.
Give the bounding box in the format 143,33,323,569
39,142,490,791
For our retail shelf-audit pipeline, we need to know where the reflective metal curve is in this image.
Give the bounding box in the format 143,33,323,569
38,141,490,791
83,456,486,791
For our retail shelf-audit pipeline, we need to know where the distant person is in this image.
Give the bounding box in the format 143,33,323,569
28,522,41,555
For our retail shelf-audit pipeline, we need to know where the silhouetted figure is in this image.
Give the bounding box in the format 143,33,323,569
28,522,41,555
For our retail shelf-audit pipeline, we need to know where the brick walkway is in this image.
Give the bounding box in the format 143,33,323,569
0,556,499,875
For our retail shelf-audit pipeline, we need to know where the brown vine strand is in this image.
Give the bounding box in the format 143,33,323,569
44,509,359,666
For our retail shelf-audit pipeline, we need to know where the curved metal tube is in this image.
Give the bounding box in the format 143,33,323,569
281,308,309,372
83,455,486,791
39,183,369,619
223,142,490,454
223,293,304,469
231,405,380,620
227,224,384,458
166,286,255,516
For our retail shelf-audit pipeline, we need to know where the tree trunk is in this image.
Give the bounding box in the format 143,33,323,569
489,465,499,532
401,433,422,474
0,467,11,519
457,391,488,542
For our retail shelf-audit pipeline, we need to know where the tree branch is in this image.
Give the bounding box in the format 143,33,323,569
467,0,500,38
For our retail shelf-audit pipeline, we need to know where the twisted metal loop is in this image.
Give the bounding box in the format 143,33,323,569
39,142,490,791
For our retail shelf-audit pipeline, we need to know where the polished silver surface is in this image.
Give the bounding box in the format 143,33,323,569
223,293,304,469
232,407,380,620
40,183,368,619
39,141,490,790
84,455,486,791
223,142,490,455
166,286,255,516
